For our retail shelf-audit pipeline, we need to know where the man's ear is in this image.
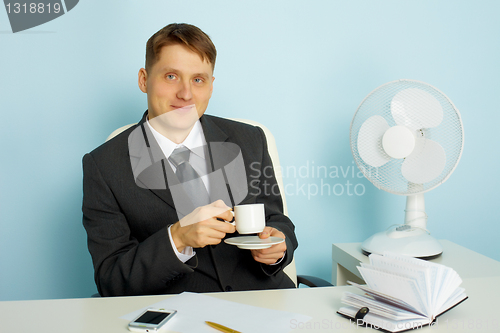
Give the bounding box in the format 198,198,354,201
209,76,215,96
138,68,148,93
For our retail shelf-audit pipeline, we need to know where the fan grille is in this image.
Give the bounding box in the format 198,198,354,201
350,79,464,195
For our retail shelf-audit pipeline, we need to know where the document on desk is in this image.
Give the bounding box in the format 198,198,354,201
121,292,312,333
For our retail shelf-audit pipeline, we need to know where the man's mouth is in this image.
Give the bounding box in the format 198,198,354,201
171,104,195,112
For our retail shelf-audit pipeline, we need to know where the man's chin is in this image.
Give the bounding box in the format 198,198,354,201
149,110,198,133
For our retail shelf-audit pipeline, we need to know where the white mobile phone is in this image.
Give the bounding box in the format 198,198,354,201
128,308,177,332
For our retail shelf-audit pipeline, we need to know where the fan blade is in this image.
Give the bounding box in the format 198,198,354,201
401,138,446,184
357,115,391,167
391,88,444,131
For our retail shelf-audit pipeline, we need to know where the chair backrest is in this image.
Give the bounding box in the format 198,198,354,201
106,119,298,286
229,119,297,286
106,123,136,142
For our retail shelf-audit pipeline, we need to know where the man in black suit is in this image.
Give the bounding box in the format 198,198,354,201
82,23,297,296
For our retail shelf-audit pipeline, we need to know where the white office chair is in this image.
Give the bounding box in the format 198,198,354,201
105,119,331,288
229,118,298,285
105,124,136,142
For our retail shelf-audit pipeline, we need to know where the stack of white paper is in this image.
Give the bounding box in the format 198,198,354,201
122,292,312,333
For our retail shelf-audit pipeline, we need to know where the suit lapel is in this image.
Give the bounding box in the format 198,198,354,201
200,115,229,150
128,113,177,210
202,116,251,206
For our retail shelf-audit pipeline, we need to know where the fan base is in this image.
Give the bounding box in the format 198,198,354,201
361,227,443,259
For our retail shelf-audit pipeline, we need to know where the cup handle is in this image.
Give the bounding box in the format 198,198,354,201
229,210,235,225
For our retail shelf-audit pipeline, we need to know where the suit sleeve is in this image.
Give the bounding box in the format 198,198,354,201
82,153,195,296
253,126,298,276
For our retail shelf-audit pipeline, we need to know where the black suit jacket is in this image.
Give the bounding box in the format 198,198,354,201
82,112,298,296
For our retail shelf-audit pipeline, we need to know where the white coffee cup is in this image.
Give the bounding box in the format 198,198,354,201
232,203,265,234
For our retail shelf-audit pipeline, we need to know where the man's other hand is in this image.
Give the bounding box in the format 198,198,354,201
251,227,286,265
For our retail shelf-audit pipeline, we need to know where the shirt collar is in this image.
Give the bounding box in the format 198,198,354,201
146,118,207,159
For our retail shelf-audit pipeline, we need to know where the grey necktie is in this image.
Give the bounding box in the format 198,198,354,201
169,146,210,208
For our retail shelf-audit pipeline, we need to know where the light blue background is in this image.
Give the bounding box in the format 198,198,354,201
1,0,499,301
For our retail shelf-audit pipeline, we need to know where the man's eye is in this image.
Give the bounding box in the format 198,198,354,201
194,78,204,83
166,74,176,80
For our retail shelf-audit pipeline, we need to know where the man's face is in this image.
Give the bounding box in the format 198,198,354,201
139,44,214,137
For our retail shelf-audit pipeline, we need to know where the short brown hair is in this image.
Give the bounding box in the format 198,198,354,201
145,23,217,72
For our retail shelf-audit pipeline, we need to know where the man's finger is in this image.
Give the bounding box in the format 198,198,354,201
258,226,274,239
212,199,229,208
253,242,286,256
253,251,284,260
207,218,236,233
215,209,233,222
252,251,285,265
180,201,232,227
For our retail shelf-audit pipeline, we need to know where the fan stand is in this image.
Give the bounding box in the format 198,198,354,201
361,193,443,259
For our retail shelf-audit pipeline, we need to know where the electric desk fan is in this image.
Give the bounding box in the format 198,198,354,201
350,79,464,258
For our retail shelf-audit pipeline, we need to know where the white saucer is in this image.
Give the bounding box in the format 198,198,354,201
224,236,284,249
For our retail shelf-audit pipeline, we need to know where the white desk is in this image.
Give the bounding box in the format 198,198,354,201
332,239,500,286
1,276,499,332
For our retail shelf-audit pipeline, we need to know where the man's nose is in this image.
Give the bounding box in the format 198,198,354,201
177,81,193,100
